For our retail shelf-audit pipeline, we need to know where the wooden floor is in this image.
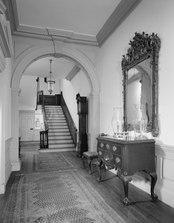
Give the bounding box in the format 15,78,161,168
1,143,174,222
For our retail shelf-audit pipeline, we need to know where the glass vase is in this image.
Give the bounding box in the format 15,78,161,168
134,104,147,139
111,107,123,137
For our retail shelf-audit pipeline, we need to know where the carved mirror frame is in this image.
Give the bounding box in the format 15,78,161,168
121,32,161,137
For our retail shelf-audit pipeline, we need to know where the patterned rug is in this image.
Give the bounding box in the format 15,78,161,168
2,171,125,223
34,152,75,172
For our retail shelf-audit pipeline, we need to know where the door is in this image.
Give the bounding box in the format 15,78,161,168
19,111,35,141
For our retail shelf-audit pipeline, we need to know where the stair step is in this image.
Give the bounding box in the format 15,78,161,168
49,129,70,133
48,122,67,124
49,126,69,129
46,115,66,120
48,125,68,128
48,135,72,140
49,144,74,149
47,118,66,121
46,114,63,116
48,131,70,136
48,127,69,130
43,105,75,150
49,139,73,144
47,120,66,122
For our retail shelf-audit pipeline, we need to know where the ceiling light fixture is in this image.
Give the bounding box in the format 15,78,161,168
47,59,55,94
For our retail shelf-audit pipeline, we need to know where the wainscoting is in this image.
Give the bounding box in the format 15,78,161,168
155,144,174,208
0,137,12,194
5,138,12,186
131,143,174,208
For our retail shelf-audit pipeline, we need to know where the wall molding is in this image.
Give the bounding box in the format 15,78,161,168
155,143,174,208
4,0,142,47
96,0,142,46
0,0,6,15
131,143,174,208
66,65,80,81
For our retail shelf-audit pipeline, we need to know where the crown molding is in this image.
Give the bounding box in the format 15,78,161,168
0,16,13,58
0,0,6,14
15,25,98,46
4,0,142,47
96,0,142,46
66,65,80,81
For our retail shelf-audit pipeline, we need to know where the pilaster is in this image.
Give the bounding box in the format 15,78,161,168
11,88,21,171
88,93,100,152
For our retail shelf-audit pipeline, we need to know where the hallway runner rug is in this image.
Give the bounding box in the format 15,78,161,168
2,170,125,223
33,152,75,172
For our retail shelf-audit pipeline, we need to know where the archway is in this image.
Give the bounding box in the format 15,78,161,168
11,44,100,170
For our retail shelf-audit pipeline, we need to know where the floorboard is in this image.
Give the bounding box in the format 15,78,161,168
0,143,174,222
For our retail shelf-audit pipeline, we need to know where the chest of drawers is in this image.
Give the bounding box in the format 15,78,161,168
97,136,157,205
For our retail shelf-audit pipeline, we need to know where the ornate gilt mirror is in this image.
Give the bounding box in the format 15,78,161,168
121,32,161,137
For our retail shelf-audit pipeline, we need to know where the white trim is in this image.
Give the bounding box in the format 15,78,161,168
65,65,80,81
0,184,5,194
0,0,6,15
11,159,21,171
96,0,142,46
5,0,142,46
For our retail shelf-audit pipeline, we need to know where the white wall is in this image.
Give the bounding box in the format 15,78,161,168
19,76,37,110
0,58,12,193
61,79,78,128
71,69,91,96
96,0,174,208
61,70,91,130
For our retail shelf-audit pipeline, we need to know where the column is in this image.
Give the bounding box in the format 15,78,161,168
11,88,21,171
88,92,100,152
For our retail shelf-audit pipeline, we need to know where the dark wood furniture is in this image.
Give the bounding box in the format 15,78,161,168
96,136,158,205
76,93,88,157
82,151,98,174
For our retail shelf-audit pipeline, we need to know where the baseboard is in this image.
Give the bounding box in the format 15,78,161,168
126,143,174,209
0,184,5,194
156,184,174,208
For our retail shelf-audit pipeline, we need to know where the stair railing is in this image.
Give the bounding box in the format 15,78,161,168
60,93,77,148
39,92,49,149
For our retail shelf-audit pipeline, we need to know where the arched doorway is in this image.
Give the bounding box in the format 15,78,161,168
11,44,100,171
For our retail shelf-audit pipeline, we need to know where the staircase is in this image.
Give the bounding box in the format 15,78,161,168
45,105,75,151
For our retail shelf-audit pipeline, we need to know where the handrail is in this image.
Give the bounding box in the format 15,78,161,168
38,90,77,149
60,93,77,147
42,104,48,131
36,90,44,106
40,92,49,149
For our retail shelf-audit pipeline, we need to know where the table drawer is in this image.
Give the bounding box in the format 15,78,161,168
97,141,121,155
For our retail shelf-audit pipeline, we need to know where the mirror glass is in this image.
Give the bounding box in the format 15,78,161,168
122,32,161,137
127,58,152,129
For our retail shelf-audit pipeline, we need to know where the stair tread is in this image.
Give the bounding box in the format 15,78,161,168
43,105,75,149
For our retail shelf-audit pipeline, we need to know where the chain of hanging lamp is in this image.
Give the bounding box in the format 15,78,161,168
46,28,56,94
47,58,55,94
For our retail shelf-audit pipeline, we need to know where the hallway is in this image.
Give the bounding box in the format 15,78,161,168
0,143,174,222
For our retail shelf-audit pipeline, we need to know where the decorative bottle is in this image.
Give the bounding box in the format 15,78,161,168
111,107,123,137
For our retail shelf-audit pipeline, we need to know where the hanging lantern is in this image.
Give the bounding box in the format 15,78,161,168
47,59,55,94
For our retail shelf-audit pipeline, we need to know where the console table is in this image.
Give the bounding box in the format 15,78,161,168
96,136,158,205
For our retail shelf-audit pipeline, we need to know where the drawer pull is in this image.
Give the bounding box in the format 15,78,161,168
100,143,104,148
106,144,110,149
115,157,120,163
104,154,110,161
113,146,117,151
99,151,102,155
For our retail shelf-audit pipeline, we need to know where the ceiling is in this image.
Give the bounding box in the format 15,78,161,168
23,57,75,80
4,0,141,82
16,0,120,37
